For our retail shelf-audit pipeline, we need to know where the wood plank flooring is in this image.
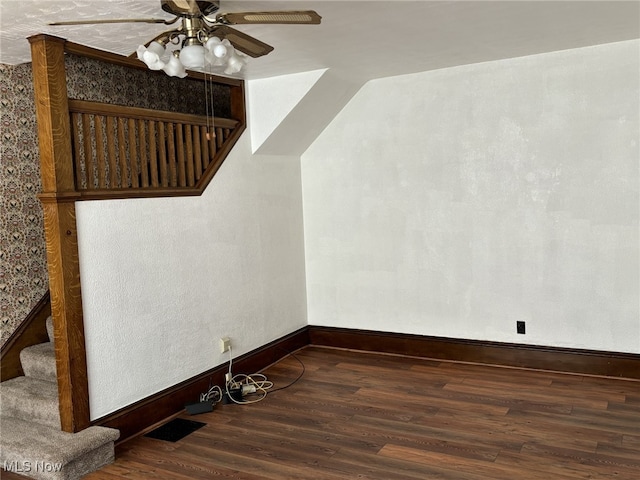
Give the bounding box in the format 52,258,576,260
8,345,640,479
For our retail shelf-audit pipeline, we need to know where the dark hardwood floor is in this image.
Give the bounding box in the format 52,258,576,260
8,345,640,479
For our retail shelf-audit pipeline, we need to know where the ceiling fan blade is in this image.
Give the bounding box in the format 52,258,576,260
217,10,321,25
210,25,274,58
49,18,172,26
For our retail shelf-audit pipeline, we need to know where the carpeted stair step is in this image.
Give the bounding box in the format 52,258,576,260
46,316,54,345
20,342,56,382
0,376,60,429
0,415,119,480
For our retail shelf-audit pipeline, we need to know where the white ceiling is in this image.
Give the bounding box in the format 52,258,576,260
1,1,638,81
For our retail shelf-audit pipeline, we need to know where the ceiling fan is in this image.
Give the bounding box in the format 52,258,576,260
49,0,321,77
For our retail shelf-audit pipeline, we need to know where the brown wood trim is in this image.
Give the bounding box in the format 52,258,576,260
38,192,83,203
95,326,310,443
195,122,246,190
1,292,51,381
76,187,202,200
308,326,640,380
68,100,239,128
229,76,246,122
29,34,91,433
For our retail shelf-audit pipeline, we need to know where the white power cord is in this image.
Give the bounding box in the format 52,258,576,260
224,346,274,404
200,384,223,404
198,345,305,408
226,372,274,404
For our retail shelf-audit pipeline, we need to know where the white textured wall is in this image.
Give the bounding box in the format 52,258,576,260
77,132,307,420
302,40,639,353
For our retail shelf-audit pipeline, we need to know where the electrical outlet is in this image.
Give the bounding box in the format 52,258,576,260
220,337,231,353
516,321,526,335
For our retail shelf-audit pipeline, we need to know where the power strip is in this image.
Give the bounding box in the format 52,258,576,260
222,387,243,404
185,401,214,415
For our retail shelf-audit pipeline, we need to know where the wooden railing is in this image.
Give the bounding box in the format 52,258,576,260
68,100,239,196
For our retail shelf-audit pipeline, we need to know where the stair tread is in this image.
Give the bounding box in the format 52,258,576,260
21,341,55,358
46,316,54,344
20,342,56,381
1,376,60,428
0,415,119,467
1,375,58,399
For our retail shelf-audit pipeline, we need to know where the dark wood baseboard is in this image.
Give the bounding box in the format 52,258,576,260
95,326,309,443
308,326,640,380
1,291,51,382
96,324,639,443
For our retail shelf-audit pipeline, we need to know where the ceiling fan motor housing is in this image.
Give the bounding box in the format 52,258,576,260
161,0,220,18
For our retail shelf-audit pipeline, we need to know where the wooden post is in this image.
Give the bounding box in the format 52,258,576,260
29,34,90,433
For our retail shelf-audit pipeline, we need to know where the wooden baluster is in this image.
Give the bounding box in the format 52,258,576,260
167,123,177,187
200,126,210,169
185,124,195,186
117,117,127,187
65,102,241,193
128,118,138,187
138,119,149,187
209,126,217,159
71,113,83,189
216,127,224,149
81,114,93,189
176,124,186,187
148,121,159,187
158,122,168,187
106,116,117,188
193,125,202,182
95,116,106,188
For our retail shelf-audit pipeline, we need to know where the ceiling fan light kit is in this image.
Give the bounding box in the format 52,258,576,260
50,1,321,78
137,35,246,76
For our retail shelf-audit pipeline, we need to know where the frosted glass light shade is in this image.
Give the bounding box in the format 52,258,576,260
136,41,167,70
213,44,227,58
179,45,205,69
204,37,242,70
224,49,247,74
163,55,187,78
147,41,166,58
205,37,227,58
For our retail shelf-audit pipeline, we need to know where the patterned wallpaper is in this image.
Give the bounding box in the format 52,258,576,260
65,54,231,117
0,62,47,346
1,54,234,346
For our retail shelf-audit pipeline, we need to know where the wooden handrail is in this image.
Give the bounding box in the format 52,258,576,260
68,100,238,129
